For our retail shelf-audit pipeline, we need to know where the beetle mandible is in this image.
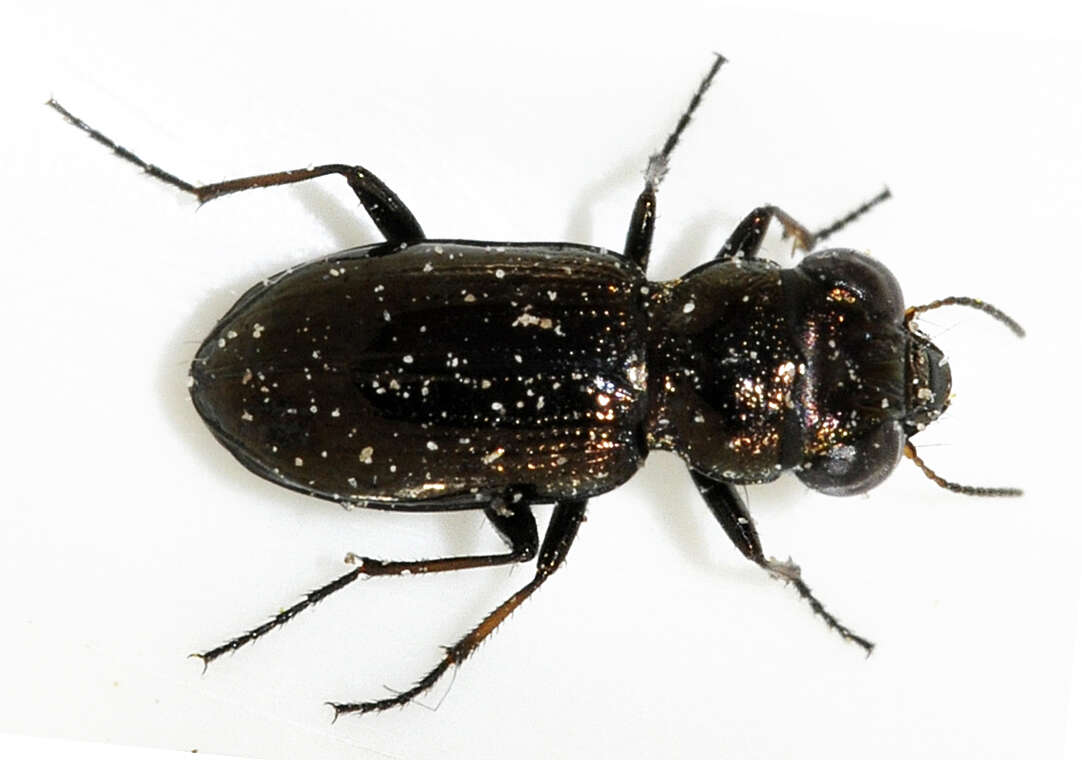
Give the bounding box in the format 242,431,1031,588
50,55,1023,718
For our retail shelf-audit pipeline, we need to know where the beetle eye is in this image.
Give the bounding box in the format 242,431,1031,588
798,249,905,322
797,422,905,496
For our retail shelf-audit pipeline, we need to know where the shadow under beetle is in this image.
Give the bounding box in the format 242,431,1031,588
51,55,1024,718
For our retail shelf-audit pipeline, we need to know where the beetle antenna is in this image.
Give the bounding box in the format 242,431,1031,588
903,441,1022,497
905,297,1025,338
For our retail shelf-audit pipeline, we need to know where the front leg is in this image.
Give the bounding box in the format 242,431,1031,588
689,470,874,654
716,205,817,261
717,188,891,261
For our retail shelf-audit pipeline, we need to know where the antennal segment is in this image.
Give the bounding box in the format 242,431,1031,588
905,296,1025,338
903,442,1022,497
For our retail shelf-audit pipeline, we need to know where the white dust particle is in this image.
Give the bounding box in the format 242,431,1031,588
359,447,374,464
252,323,265,339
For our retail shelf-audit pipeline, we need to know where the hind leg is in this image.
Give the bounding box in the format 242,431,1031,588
48,100,424,244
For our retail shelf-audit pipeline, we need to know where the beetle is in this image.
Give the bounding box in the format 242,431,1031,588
50,55,1023,718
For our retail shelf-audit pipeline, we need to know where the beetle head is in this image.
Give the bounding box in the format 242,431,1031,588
902,326,951,435
793,250,1023,497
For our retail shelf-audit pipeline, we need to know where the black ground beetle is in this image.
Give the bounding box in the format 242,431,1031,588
51,55,1024,718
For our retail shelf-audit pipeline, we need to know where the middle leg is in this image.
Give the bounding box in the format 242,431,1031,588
623,55,727,271
329,498,589,718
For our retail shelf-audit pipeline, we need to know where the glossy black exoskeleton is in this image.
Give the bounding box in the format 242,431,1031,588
50,55,1024,718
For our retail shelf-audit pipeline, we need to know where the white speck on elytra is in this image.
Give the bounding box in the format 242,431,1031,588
294,457,304,467
403,355,414,364
359,447,374,464
426,441,439,451
683,301,695,314
252,323,265,339
482,448,505,464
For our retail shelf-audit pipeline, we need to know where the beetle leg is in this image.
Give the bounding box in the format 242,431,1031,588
329,498,588,718
688,470,875,654
47,100,424,244
623,55,727,271
717,188,892,261
716,205,817,261
809,187,892,248
193,492,538,669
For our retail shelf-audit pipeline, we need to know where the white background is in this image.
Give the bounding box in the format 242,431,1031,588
3,2,1080,759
